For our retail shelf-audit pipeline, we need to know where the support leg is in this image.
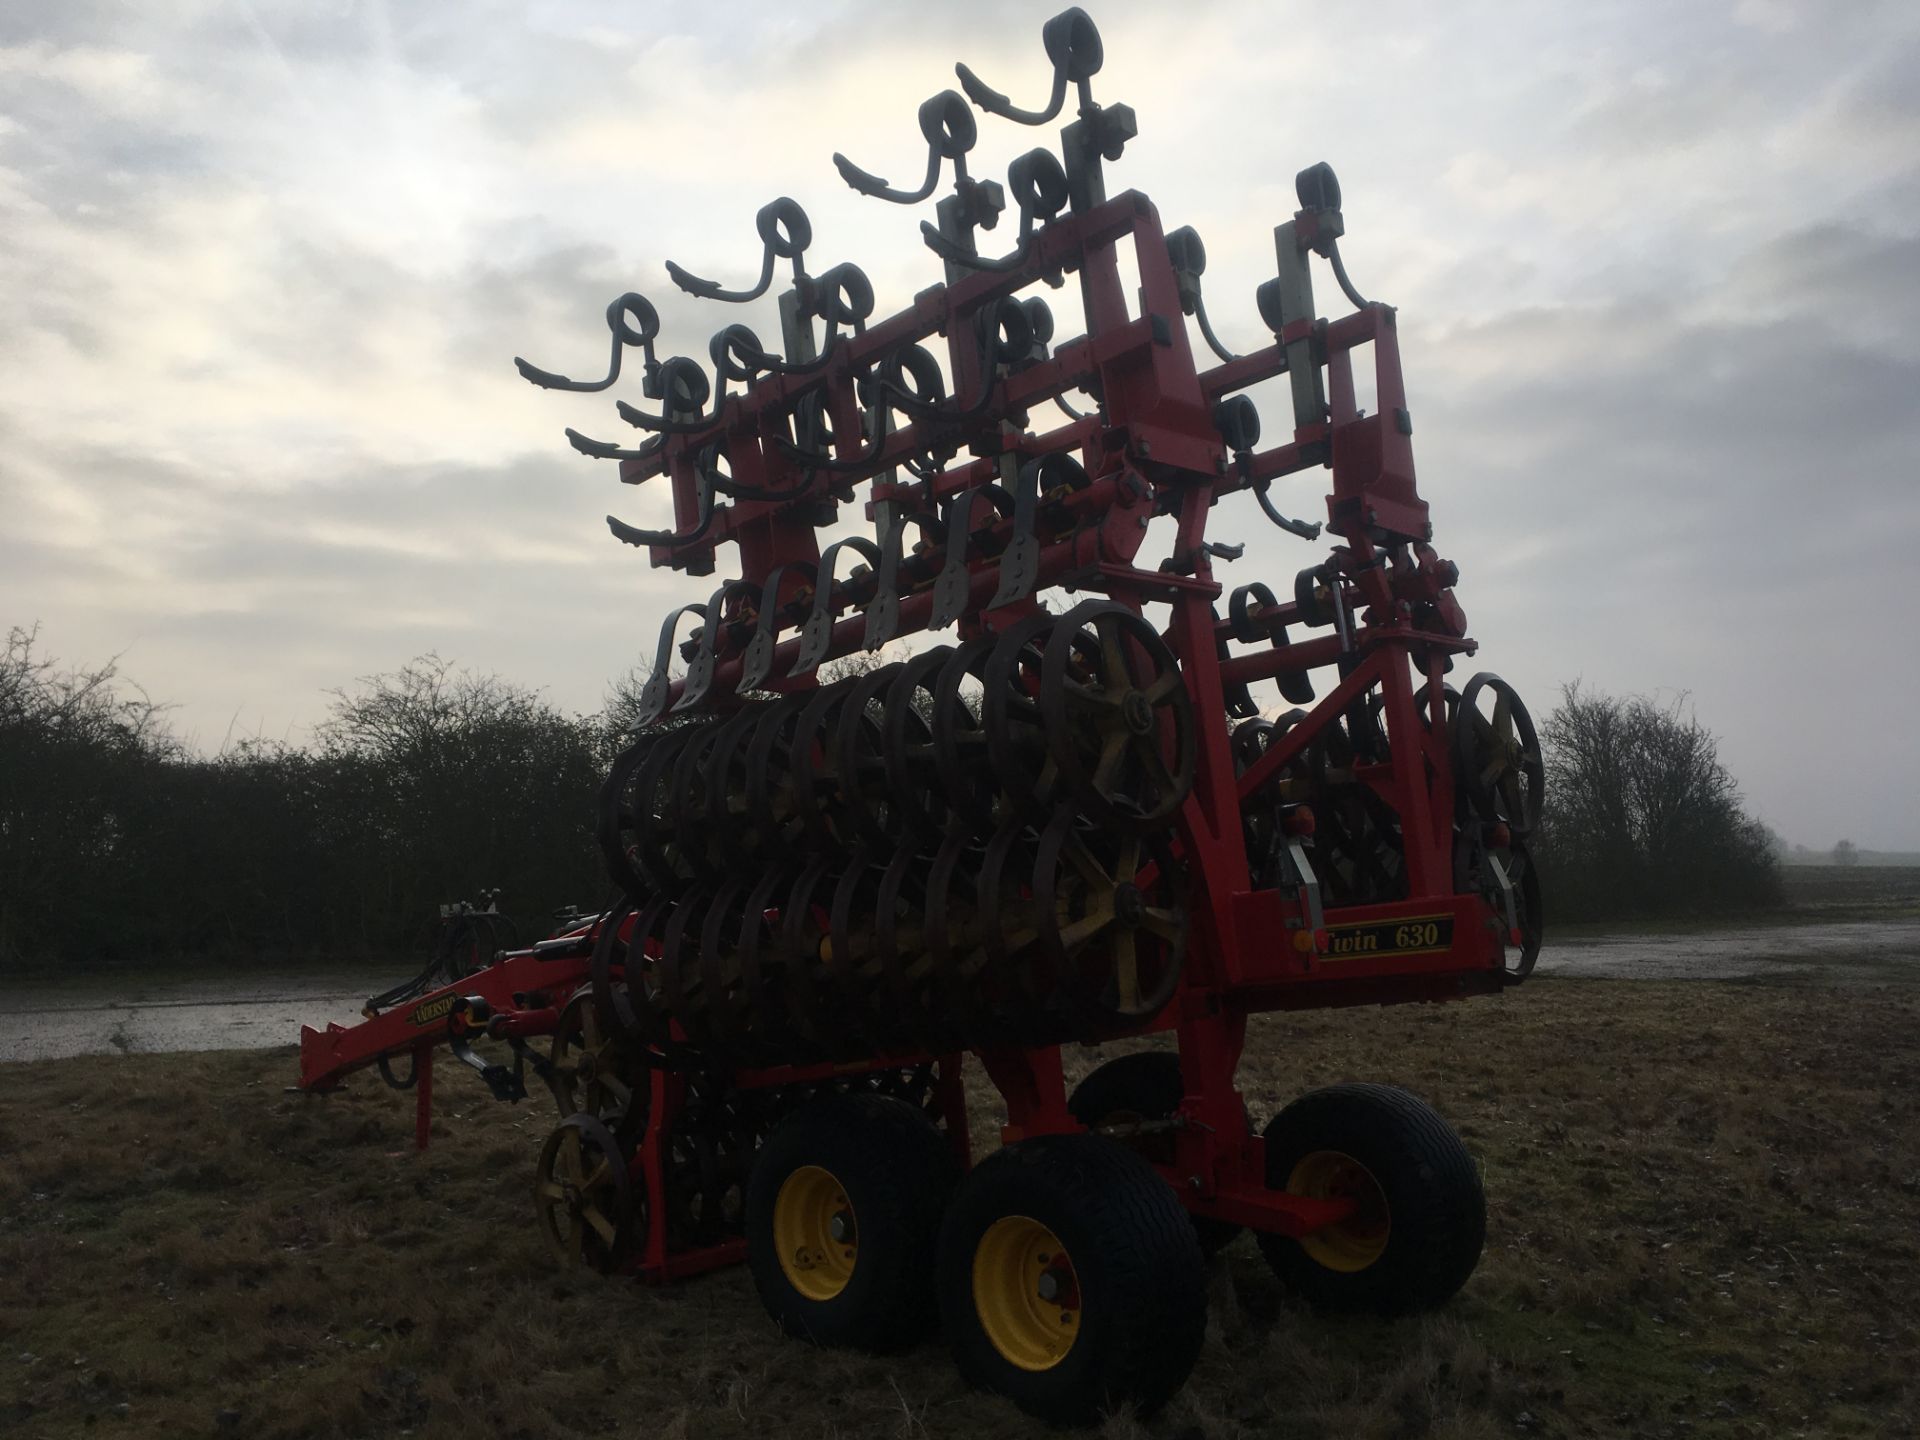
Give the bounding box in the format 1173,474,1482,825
414,1044,434,1152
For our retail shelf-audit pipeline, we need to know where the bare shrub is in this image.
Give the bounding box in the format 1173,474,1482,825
1533,682,1781,921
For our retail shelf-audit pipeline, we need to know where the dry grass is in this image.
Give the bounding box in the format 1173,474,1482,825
4,973,1918,1439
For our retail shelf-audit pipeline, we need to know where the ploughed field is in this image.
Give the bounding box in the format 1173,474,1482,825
3,973,1916,1440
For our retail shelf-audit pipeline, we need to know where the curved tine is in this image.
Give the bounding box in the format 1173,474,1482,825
514,292,659,393
990,452,1079,610
740,561,817,692
614,357,718,436
605,451,719,552
674,578,758,713
636,603,709,726
920,211,1034,273
1193,293,1238,364
884,301,1021,429
1325,238,1373,313
929,485,1013,630
870,344,948,419
834,90,976,204
565,428,665,463
955,6,1102,126
664,196,811,304
918,147,1067,274
792,536,884,676
862,514,906,653
767,384,888,476
709,324,769,390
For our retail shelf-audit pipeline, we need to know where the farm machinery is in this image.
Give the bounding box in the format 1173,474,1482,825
297,9,1545,1423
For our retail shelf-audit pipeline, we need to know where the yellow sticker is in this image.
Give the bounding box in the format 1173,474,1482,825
408,994,457,1027
1322,914,1454,961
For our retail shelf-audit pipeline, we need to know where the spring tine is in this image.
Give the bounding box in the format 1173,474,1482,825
954,8,1103,127
861,512,907,650
833,90,976,204
792,537,882,675
513,292,659,393
636,603,709,726
665,197,812,303
674,579,758,713
740,562,816,692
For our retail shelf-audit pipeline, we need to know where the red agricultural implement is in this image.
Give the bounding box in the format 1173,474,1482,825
298,9,1544,1423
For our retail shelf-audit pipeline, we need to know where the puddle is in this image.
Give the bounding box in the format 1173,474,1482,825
3,919,1916,1063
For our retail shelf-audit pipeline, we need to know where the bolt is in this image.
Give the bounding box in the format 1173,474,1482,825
1037,1269,1067,1302
828,1211,855,1245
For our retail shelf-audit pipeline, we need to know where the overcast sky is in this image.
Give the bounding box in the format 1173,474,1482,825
2,0,1916,849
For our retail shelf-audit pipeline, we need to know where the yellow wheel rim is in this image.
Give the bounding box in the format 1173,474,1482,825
1289,1150,1390,1272
972,1215,1080,1372
773,1165,858,1301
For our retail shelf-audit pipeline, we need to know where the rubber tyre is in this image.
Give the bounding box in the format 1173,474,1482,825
937,1133,1207,1426
746,1093,959,1353
1066,1052,1243,1257
1256,1083,1484,1314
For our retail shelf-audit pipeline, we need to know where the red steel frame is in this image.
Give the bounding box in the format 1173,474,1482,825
299,183,1513,1277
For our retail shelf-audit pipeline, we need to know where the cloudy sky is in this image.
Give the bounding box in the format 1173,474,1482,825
3,0,1916,849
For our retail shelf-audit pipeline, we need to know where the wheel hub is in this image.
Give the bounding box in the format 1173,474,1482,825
1112,883,1147,929
1120,689,1154,735
774,1165,859,1301
973,1216,1080,1372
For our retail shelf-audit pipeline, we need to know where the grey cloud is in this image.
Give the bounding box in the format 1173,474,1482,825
3,0,1918,847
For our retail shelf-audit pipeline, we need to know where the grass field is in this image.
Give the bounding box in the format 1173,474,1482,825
4,972,1918,1440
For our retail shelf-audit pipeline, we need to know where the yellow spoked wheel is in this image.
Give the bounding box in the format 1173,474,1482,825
1288,1150,1390,1272
972,1215,1079,1372
533,1113,635,1275
773,1164,859,1301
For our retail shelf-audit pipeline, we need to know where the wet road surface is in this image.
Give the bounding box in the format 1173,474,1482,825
3,918,1916,1063
0,967,398,1063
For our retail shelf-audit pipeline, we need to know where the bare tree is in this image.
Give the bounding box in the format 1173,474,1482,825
1535,683,1781,920
1832,839,1860,867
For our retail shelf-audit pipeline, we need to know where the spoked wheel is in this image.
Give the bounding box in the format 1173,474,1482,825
961,820,1053,1046
1234,709,1310,888
744,692,817,858
938,1133,1207,1425
658,884,721,1046
592,894,701,1067
834,662,911,849
669,721,728,875
1454,672,1543,835
1491,839,1543,982
746,1094,959,1352
700,702,769,862
929,639,999,833
1041,600,1196,832
920,830,996,1047
596,736,656,897
1257,1084,1484,1314
1031,809,1187,1031
534,1113,637,1274
663,1076,760,1249
730,861,805,1063
981,614,1066,817
884,645,961,841
548,990,649,1142
625,730,699,893
788,683,859,854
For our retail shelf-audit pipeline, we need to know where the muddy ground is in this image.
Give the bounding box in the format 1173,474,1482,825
4,973,1917,1440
